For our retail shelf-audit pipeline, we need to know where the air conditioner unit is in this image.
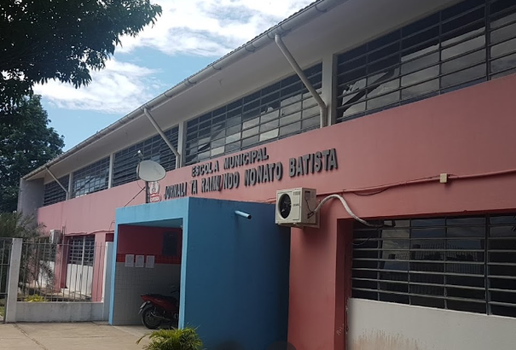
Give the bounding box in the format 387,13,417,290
49,229,62,244
275,188,318,227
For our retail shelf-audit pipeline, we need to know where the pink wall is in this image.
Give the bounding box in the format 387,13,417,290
37,74,516,350
116,225,182,264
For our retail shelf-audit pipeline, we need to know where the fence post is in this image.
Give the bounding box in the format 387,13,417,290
5,238,22,323
102,242,114,321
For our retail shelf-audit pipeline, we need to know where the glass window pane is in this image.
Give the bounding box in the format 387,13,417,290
260,120,279,133
442,34,485,60
402,79,439,100
447,300,486,314
261,110,279,123
339,102,365,119
280,112,301,126
491,21,516,44
489,277,516,290
411,296,445,308
410,284,444,296
491,52,516,74
259,129,278,142
280,122,301,136
447,262,484,275
367,91,399,110
441,49,486,74
491,305,516,318
302,116,319,129
243,117,259,129
242,126,258,139
353,290,378,300
401,66,439,87
367,78,399,98
380,293,409,304
225,132,241,144
410,273,443,284
489,263,516,277
241,135,259,149
401,52,439,75
441,64,486,88
491,38,516,58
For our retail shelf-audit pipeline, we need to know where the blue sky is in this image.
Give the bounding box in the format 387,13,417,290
33,0,313,151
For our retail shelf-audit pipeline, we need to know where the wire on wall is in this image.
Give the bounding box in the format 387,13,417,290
310,194,383,228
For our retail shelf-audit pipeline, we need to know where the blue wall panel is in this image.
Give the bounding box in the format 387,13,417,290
111,197,290,350
110,198,189,324
183,198,290,350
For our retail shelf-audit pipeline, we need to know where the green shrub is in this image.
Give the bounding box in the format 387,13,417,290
24,294,46,302
137,327,203,350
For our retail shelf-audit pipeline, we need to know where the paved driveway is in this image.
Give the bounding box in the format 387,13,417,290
0,322,151,350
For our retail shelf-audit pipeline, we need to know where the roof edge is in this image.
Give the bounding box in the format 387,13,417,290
24,0,347,181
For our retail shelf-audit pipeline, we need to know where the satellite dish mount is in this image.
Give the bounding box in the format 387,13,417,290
137,159,166,203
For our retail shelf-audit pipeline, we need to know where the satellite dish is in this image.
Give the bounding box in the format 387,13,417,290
137,160,166,182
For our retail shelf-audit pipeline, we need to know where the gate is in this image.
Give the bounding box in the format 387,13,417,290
0,238,12,323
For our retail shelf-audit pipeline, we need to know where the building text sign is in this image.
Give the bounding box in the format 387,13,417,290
163,147,338,200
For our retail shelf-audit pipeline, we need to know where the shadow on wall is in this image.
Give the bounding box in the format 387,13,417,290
352,332,424,350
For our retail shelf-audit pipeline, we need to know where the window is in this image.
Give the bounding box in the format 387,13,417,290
336,0,516,122
112,127,179,187
68,236,95,266
352,214,516,317
43,175,69,206
71,157,110,198
185,64,322,165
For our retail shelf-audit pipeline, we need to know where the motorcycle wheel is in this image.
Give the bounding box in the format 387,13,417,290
141,306,162,329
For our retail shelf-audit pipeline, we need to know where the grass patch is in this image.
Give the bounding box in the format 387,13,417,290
0,305,4,317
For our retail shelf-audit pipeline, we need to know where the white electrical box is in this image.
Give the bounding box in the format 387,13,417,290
275,188,318,227
49,229,62,244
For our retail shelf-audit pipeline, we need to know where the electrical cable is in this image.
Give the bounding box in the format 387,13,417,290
311,194,383,228
123,187,146,207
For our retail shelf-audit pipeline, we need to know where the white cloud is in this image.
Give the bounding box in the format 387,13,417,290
35,0,314,114
34,59,165,114
117,0,315,56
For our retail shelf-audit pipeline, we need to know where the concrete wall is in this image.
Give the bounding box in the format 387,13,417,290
17,178,44,217
111,263,181,325
183,198,291,350
15,302,104,322
348,298,516,350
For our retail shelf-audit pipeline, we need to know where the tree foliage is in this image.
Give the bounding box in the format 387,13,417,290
0,0,162,114
0,212,44,238
0,95,64,213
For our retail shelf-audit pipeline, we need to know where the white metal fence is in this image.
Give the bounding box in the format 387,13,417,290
0,238,12,322
18,239,106,302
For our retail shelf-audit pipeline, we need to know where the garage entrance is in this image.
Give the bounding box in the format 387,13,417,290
109,197,290,350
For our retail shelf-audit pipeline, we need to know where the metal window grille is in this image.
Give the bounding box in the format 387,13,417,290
71,157,110,198
352,214,516,318
112,127,179,187
336,0,516,123
43,175,69,206
184,64,322,165
68,235,95,266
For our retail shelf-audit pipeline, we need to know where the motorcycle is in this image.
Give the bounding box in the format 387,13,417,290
139,285,180,329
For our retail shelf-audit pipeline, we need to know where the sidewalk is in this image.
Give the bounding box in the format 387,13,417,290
0,322,151,350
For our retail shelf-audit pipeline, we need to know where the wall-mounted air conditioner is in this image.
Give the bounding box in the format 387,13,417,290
275,188,318,227
49,229,62,244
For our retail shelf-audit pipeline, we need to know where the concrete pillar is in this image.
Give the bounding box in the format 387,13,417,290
322,53,337,126
5,238,22,323
107,154,114,189
17,178,44,217
67,173,74,200
102,242,114,321
177,121,185,168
